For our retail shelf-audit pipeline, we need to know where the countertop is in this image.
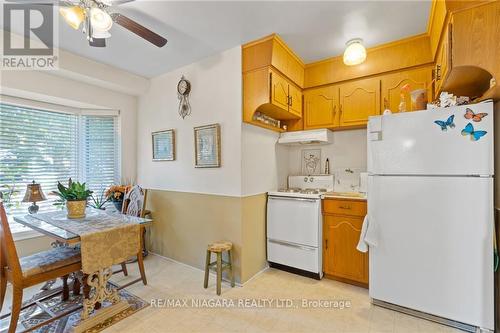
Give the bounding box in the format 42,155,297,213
321,192,367,201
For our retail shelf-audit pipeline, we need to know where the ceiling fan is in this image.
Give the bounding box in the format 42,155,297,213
8,0,168,48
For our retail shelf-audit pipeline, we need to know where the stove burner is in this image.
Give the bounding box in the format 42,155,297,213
278,188,301,193
301,188,319,194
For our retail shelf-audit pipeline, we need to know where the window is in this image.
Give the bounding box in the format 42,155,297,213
0,101,120,224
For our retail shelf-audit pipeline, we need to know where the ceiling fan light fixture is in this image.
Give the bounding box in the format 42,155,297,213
343,38,367,66
90,7,113,32
92,30,111,39
59,6,85,30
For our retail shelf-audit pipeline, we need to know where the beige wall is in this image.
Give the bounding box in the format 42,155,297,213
146,190,268,283
146,190,243,281
241,194,268,282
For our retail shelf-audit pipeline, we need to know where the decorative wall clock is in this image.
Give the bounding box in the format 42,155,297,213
177,76,191,119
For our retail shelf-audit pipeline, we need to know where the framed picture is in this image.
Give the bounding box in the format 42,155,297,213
194,123,221,168
301,149,321,175
152,129,175,161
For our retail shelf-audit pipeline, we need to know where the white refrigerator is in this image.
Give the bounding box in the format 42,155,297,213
367,101,494,332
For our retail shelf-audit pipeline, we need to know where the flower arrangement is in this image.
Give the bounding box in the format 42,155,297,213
105,184,132,212
105,185,131,202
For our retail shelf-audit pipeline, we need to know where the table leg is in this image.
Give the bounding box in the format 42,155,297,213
73,272,81,296
74,268,130,333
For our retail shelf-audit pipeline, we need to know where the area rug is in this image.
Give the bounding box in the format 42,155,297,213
1,282,148,333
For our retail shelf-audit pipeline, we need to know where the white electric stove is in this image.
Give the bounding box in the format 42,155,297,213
267,175,334,279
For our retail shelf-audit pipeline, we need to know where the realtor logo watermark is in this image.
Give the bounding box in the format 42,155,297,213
2,3,59,70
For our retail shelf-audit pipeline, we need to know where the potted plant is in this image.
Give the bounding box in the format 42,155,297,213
88,190,110,210
52,179,93,219
105,185,131,212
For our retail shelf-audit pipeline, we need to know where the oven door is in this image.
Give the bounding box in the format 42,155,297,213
266,195,321,247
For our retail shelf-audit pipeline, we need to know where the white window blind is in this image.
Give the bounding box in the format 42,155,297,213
0,102,119,220
82,115,119,194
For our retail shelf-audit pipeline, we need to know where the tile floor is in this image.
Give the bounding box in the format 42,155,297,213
2,254,462,333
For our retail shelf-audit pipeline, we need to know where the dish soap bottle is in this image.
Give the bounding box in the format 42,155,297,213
324,158,330,175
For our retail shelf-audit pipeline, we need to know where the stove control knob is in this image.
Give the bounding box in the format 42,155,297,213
309,177,314,182
303,177,308,182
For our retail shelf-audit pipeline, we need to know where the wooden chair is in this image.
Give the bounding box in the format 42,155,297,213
116,185,149,287
0,202,82,333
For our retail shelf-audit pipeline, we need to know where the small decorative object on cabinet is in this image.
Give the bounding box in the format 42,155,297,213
398,83,411,112
301,149,321,175
322,197,368,288
22,180,47,214
152,129,175,161
194,123,221,168
178,75,191,119
51,179,92,219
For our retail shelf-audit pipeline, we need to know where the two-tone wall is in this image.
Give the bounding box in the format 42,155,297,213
137,47,286,283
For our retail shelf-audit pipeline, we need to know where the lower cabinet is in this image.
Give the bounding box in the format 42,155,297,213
323,199,368,287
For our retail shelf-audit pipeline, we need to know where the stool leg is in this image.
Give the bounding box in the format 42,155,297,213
216,252,222,296
204,250,211,289
228,250,235,287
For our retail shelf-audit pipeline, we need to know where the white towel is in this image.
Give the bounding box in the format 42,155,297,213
357,215,369,252
356,215,378,253
365,215,378,247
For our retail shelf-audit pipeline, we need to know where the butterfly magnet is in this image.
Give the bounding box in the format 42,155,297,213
434,115,455,131
461,122,487,141
464,108,487,122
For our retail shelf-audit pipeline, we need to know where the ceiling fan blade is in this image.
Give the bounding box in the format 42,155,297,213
110,13,167,48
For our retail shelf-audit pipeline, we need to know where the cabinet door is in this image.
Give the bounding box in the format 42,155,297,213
381,67,433,113
288,83,302,117
323,215,368,284
270,69,290,111
339,77,380,127
304,86,339,129
434,24,451,95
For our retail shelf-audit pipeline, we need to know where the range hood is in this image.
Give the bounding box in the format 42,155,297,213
277,129,333,145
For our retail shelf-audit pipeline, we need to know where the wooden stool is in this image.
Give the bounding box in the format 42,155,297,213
204,241,235,295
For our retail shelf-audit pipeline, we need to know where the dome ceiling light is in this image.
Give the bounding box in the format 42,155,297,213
343,38,367,66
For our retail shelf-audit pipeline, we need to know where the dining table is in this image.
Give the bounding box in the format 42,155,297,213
14,208,152,333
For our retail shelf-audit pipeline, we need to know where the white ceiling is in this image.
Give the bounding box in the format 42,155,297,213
2,1,432,78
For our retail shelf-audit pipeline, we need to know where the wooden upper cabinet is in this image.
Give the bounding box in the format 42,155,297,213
339,77,381,127
451,1,500,77
271,39,305,88
303,86,339,129
288,83,303,117
381,66,434,113
270,69,290,111
434,23,452,96
242,34,305,88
